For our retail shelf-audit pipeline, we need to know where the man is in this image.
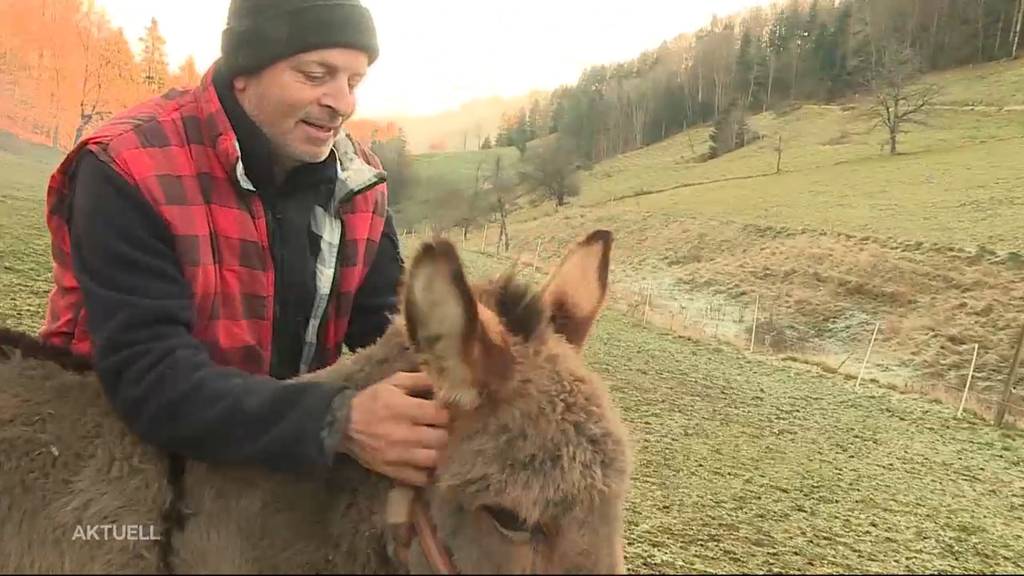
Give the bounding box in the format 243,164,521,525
38,0,448,487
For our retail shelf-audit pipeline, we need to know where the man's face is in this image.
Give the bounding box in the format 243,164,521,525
232,47,368,174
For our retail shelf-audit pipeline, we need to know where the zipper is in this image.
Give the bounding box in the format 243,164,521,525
309,175,386,368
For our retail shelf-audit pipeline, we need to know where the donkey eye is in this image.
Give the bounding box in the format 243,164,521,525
482,505,531,535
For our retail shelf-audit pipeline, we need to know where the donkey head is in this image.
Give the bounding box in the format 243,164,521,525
394,230,631,574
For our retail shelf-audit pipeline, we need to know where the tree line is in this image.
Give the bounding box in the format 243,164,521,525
497,0,1023,165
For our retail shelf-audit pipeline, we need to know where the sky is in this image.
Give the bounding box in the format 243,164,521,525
93,0,774,119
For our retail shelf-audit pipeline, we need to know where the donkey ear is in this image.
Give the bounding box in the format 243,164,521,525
539,230,613,350
403,239,510,410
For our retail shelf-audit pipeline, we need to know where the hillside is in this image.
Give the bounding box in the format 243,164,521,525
447,57,1024,426
394,146,523,228
509,58,1024,244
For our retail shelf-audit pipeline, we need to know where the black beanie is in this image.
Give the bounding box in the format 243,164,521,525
220,0,379,78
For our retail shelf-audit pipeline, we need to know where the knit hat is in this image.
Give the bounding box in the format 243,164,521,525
220,0,379,78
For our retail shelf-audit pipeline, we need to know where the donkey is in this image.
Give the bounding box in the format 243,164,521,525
0,229,631,574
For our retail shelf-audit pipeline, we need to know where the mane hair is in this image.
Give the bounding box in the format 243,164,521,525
489,270,547,341
0,326,93,373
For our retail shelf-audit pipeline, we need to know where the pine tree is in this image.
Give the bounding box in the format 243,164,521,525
526,98,543,140
511,107,529,156
139,17,168,93
708,98,751,159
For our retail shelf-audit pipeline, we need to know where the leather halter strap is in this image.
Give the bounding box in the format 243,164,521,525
387,485,457,574
412,491,457,574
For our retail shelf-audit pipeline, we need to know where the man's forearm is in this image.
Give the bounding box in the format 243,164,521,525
70,150,343,473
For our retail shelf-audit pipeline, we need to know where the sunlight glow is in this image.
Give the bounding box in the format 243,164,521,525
93,0,773,119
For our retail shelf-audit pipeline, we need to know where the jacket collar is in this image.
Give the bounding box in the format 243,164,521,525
211,63,287,193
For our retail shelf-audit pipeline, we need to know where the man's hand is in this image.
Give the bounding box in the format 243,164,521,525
338,371,450,487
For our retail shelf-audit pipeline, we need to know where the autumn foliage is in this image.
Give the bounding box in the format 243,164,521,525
0,0,200,150
344,118,402,148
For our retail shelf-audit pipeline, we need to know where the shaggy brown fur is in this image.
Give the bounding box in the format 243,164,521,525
0,334,171,573
0,229,631,574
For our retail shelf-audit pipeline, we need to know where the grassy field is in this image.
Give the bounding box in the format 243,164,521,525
0,133,62,333
564,106,1024,250
925,58,1024,107
436,58,1024,425
409,146,522,189
1,136,1023,573
595,308,1023,574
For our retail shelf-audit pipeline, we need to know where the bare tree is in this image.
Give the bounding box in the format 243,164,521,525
614,78,649,153
490,155,515,253
866,44,940,156
519,135,581,208
1012,0,1024,59
73,2,113,145
630,96,647,150
995,4,1006,57
977,0,988,62
465,158,485,241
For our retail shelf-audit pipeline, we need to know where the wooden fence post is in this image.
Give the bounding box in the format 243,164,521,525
994,321,1024,428
776,134,783,174
642,284,652,327
749,294,759,353
855,321,881,390
957,344,980,419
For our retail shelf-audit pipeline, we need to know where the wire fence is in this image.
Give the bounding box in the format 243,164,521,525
401,223,1024,430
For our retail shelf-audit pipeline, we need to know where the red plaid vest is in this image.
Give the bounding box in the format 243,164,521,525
40,67,388,375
